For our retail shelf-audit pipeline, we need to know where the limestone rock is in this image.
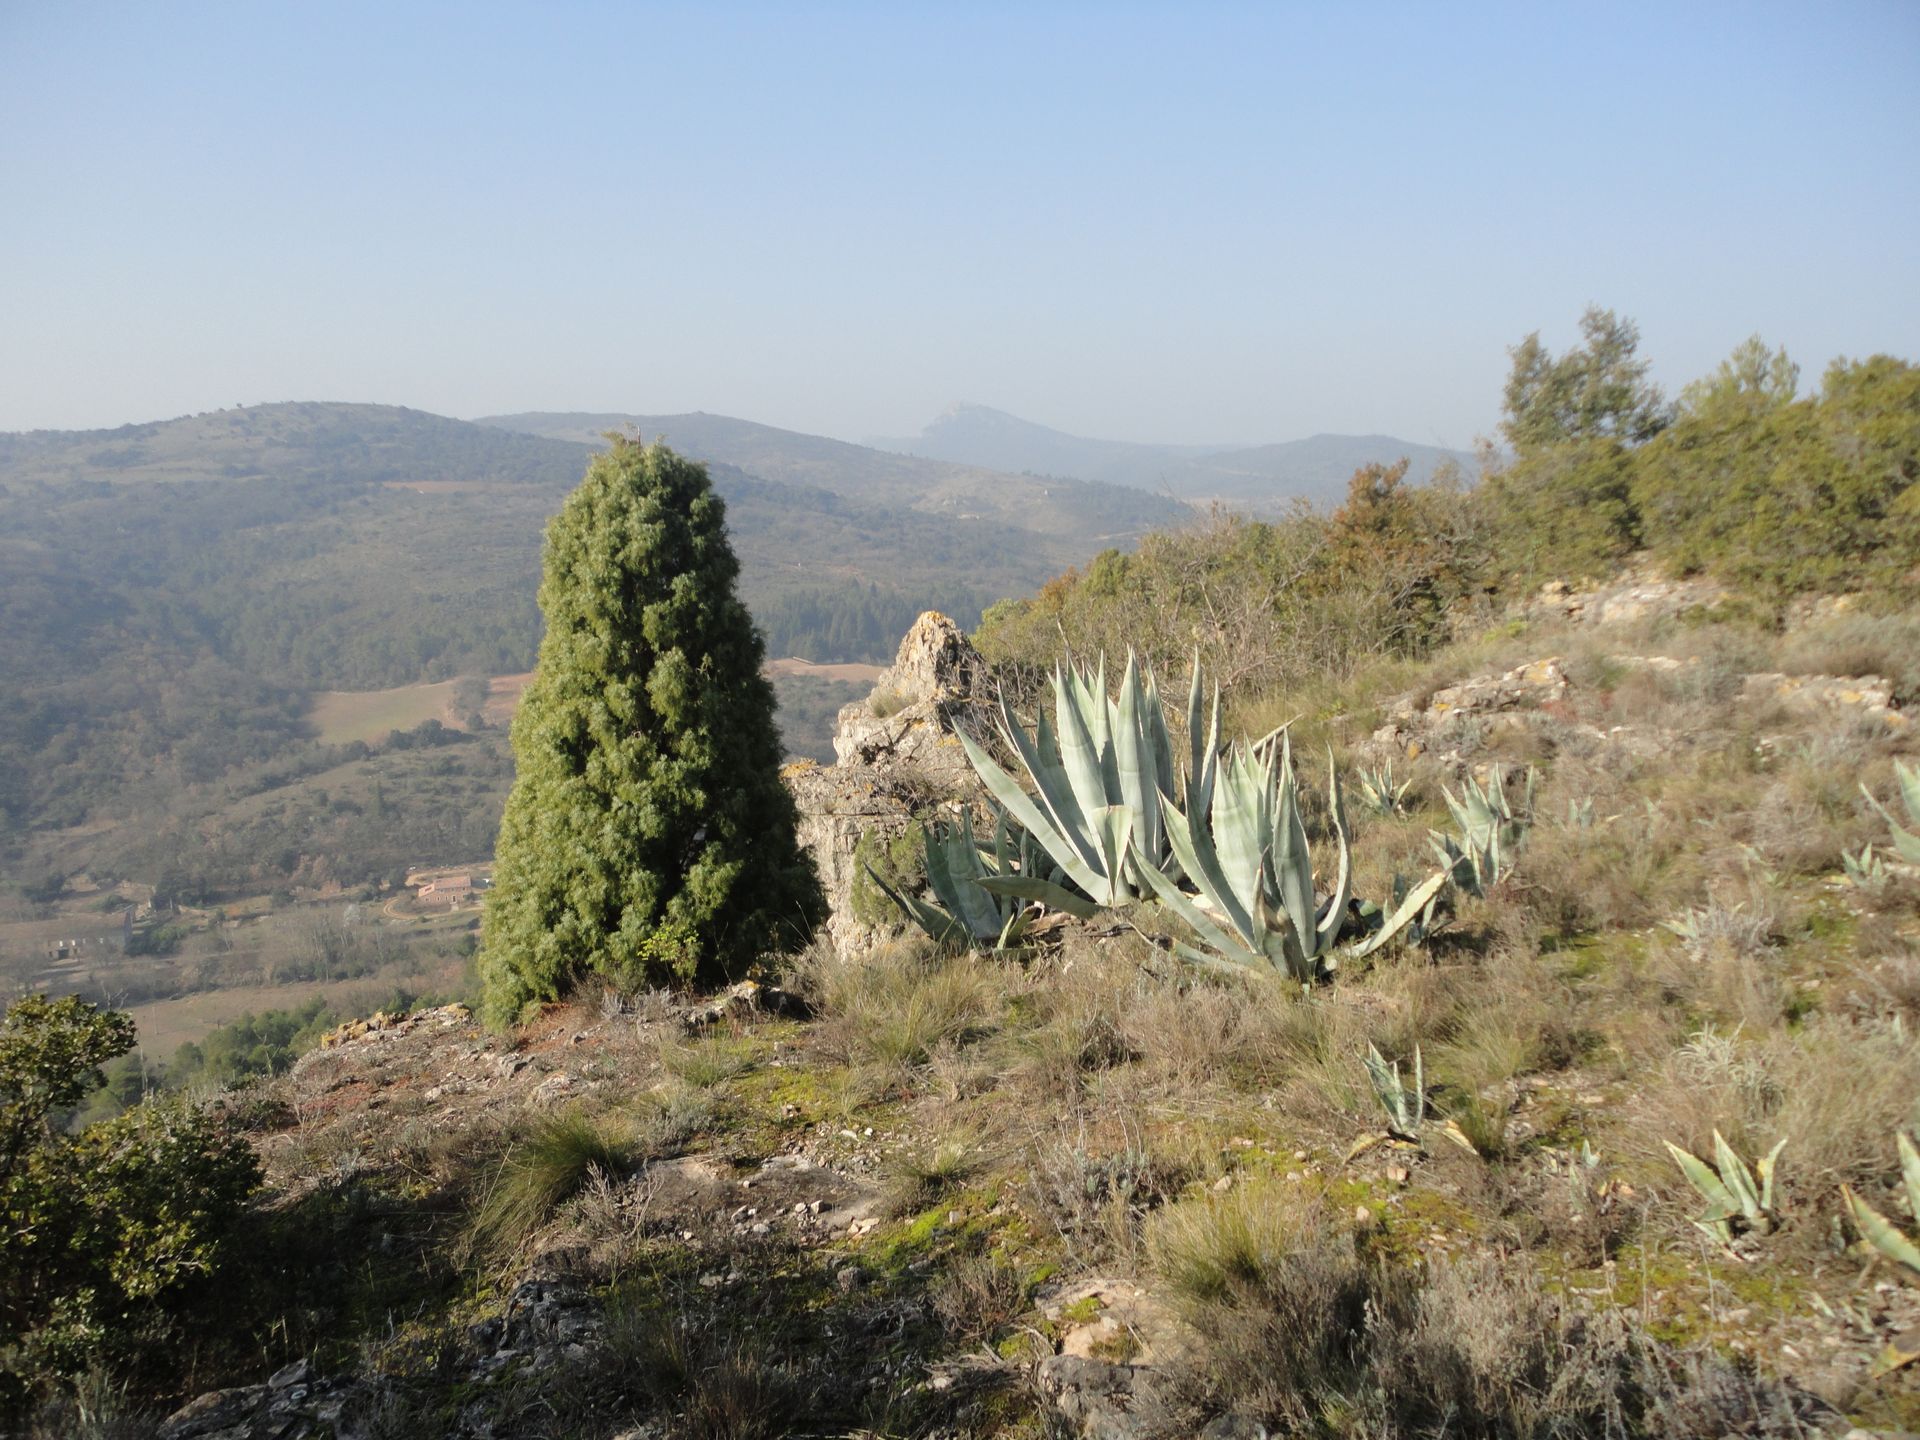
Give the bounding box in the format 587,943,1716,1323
1371,657,1571,761
786,612,995,950
1741,672,1906,730
832,610,993,770
1034,1276,1198,1440
1531,566,1729,627
1035,1354,1185,1440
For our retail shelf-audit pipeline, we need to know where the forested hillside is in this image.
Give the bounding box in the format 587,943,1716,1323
0,403,1179,901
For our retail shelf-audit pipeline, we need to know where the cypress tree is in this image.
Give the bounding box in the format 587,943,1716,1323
479,438,825,1025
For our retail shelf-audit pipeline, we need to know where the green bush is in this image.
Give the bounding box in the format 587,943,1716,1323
0,996,259,1411
1632,351,1920,595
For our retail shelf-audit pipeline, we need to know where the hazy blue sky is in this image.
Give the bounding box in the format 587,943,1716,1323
3,2,1916,447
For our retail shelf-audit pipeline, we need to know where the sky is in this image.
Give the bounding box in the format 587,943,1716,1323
2,1,1916,450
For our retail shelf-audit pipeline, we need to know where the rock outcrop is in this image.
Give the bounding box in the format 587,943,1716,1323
1530,566,1731,627
786,612,995,950
1371,657,1574,762
1741,671,1907,731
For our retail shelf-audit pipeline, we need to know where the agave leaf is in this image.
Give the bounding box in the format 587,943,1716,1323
1112,653,1162,872
1350,867,1451,958
925,817,1002,940
996,905,1035,951
974,875,1103,919
1862,779,1920,863
1091,805,1134,894
1212,750,1270,924
1143,668,1176,813
1412,1043,1425,1129
1754,1137,1787,1215
1713,1130,1763,1222
1257,894,1316,984
1896,759,1920,824
1139,854,1262,967
959,728,1115,904
1173,937,1268,975
1183,663,1221,826
1317,752,1353,946
1269,735,1317,953
1052,669,1118,854
1844,1185,1920,1275
1667,1140,1741,1222
992,696,1096,872
1160,794,1253,943
866,865,965,946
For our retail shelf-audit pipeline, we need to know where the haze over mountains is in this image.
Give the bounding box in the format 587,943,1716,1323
869,402,1480,508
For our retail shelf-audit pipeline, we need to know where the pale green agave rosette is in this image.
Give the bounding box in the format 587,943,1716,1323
1663,1130,1786,1243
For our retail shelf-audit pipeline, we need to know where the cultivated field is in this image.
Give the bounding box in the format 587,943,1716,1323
309,679,466,745
127,951,467,1055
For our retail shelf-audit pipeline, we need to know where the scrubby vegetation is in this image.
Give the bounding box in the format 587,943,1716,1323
0,996,260,1415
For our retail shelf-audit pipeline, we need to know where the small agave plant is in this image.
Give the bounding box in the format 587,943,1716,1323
1354,761,1413,816
1365,1041,1425,1140
868,804,1096,950
1841,843,1889,890
1665,1131,1786,1244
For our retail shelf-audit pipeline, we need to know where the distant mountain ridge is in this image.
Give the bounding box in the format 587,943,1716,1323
474,409,1184,544
869,402,1478,509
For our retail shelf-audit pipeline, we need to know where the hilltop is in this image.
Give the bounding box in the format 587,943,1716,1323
869,401,1478,508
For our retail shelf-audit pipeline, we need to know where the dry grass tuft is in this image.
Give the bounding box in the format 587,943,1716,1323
465,1107,634,1259
658,1034,755,1088
885,1135,985,1217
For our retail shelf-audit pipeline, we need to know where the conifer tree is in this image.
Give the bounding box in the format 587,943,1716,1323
479,438,825,1025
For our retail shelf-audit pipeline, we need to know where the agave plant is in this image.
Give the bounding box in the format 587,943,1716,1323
1365,1042,1425,1140
1354,761,1413,816
956,651,1206,908
1862,760,1920,864
1842,842,1889,890
1842,1131,1920,1276
868,804,1097,950
1431,764,1534,896
1138,735,1449,984
1664,1131,1786,1243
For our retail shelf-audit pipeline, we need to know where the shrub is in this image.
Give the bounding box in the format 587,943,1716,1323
0,996,259,1411
847,823,926,929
